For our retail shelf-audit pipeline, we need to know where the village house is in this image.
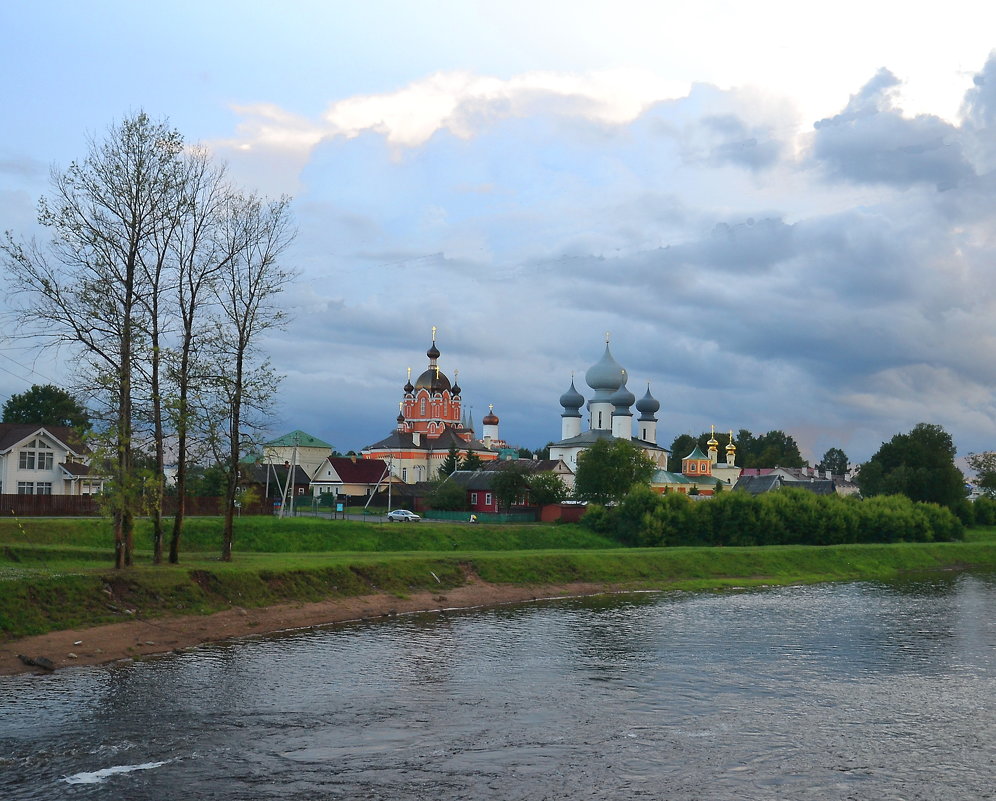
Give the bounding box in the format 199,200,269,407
0,424,105,496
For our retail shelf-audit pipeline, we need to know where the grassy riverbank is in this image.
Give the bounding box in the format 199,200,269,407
2,518,995,641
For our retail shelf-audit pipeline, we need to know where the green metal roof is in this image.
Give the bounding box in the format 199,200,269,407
683,446,708,460
264,430,333,449
651,470,691,484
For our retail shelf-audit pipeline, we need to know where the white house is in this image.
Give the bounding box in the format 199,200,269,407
0,424,104,496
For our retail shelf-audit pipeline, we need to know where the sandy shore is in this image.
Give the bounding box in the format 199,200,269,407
1,578,621,676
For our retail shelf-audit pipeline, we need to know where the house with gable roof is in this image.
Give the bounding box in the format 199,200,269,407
0,423,105,496
310,455,403,499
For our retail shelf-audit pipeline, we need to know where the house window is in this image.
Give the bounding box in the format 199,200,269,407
36,482,52,495
18,439,54,470
17,482,34,494
470,492,478,505
297,487,305,495
402,467,408,482
485,492,493,507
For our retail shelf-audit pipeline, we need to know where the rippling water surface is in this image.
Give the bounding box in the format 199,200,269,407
1,573,993,800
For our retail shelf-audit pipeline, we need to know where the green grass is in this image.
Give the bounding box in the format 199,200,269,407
1,517,994,641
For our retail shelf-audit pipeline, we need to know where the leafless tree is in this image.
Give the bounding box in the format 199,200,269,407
209,194,295,561
3,113,184,568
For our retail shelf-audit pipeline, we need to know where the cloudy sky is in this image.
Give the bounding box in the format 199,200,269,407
4,1,996,466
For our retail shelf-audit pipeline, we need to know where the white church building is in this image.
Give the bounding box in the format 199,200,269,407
549,340,670,485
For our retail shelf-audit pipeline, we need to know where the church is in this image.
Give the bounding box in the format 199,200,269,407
361,330,505,482
549,338,670,483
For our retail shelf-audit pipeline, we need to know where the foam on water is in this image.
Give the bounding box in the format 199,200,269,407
63,760,170,785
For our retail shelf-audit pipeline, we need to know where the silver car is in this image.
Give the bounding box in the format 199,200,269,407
387,509,421,522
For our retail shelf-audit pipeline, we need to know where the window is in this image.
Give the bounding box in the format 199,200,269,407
402,467,408,482
485,493,493,507
297,487,305,495
36,482,52,495
18,439,54,470
420,398,426,415
470,492,478,505
17,482,34,494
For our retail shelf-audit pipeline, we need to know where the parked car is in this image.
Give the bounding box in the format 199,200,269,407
387,509,421,522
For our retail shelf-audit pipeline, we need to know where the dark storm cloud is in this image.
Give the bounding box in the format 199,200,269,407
812,68,972,190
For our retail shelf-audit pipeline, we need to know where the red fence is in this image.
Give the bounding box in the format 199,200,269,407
0,494,270,517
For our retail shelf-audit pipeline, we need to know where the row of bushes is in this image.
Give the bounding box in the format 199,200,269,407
582,486,965,547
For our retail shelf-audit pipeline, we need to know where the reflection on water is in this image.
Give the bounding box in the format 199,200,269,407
1,573,993,800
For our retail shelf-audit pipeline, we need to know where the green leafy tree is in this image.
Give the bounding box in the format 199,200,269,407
460,450,484,471
2,384,91,431
818,447,849,476
857,423,966,508
528,471,569,506
427,477,467,511
439,446,460,477
516,447,533,458
491,464,531,512
574,438,656,505
668,433,700,461
966,451,996,495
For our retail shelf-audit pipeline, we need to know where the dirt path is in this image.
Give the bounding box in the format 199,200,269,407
1,579,622,676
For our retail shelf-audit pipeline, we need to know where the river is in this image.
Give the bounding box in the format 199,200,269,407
1,573,993,800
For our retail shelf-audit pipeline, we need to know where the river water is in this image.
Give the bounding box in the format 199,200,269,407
1,573,993,800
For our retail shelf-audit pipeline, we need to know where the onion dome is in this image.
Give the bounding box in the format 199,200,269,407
482,404,499,426
635,384,660,420
404,378,414,394
414,366,451,393
559,378,584,416
427,341,440,360
585,344,626,395
610,372,635,415
451,369,461,397
726,432,736,453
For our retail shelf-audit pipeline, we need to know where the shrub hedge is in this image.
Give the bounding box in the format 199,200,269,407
583,486,965,546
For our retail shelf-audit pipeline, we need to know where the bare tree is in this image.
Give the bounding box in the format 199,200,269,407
210,194,295,561
166,150,236,564
3,113,184,568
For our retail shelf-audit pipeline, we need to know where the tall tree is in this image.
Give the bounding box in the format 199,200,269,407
3,112,184,569
439,446,460,477
167,150,236,564
818,447,849,476
2,384,91,430
490,464,531,513
210,193,294,562
460,450,484,471
574,438,656,505
857,423,965,508
966,451,996,495
528,471,569,506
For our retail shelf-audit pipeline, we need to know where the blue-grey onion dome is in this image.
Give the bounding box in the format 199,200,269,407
451,381,461,396
396,411,405,423
635,386,660,416
585,344,625,392
559,378,584,410
404,378,414,394
610,378,635,412
414,368,451,393
427,341,440,360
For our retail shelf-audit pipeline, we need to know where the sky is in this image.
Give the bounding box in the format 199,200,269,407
3,1,996,467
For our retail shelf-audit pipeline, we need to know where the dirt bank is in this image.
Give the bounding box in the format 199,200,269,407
1,578,622,676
